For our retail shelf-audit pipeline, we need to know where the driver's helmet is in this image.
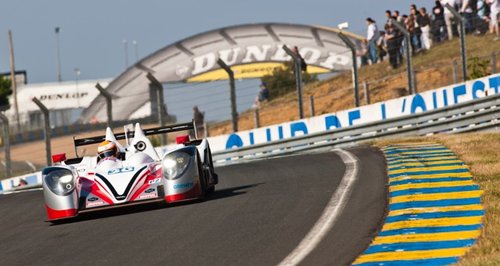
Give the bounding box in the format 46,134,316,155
97,140,118,159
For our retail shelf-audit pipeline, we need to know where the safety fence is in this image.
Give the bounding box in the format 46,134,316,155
206,50,499,135
1,87,499,193
2,45,498,145
0,115,177,146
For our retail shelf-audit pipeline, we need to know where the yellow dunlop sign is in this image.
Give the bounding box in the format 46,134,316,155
187,63,330,82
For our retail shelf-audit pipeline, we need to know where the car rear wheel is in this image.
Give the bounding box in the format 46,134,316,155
196,151,207,199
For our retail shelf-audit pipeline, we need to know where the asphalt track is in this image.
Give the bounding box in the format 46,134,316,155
0,146,387,266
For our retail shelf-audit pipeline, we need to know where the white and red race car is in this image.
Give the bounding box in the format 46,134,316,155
42,121,218,222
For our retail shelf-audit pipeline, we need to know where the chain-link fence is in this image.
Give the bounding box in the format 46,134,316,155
0,19,498,178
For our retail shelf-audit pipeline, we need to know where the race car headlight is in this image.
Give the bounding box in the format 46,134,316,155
44,169,76,196
162,152,191,180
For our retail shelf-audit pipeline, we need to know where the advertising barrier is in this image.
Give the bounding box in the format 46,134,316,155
0,172,42,194
206,73,500,152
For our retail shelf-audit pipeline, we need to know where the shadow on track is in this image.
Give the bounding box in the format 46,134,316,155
48,183,263,225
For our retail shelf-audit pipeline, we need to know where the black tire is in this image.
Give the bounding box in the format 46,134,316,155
196,151,207,199
206,185,215,195
205,146,218,185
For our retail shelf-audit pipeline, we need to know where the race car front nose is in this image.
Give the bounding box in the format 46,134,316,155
43,168,76,196
162,148,193,180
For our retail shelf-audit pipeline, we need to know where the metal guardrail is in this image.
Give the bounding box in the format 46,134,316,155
2,92,498,193
213,93,500,164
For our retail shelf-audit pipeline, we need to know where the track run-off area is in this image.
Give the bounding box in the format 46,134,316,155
0,144,483,265
354,143,484,265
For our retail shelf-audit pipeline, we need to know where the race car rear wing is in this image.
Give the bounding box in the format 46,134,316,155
73,121,195,147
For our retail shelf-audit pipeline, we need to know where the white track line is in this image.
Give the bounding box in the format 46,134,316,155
278,149,359,266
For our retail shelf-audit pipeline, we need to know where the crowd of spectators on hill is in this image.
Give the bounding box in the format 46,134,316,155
362,0,500,69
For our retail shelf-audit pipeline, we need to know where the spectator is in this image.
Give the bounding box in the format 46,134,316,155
441,0,458,40
192,105,205,137
389,11,404,62
401,14,410,54
385,10,394,27
432,0,447,42
395,15,405,66
254,82,269,107
358,39,370,66
394,10,405,23
377,30,388,62
366,17,380,64
476,0,491,34
488,0,500,40
410,6,423,51
418,7,433,50
404,14,419,53
477,0,490,21
461,0,478,33
384,24,401,69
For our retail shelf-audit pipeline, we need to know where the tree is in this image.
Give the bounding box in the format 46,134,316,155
260,62,318,100
0,76,12,111
467,57,490,80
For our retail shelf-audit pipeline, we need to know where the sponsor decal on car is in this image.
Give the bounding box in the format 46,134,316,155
145,188,155,194
148,177,161,185
108,167,135,175
77,168,87,173
86,200,106,207
115,195,126,200
173,182,193,190
139,192,158,200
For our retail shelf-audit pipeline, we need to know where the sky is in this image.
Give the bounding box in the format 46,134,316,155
0,0,436,84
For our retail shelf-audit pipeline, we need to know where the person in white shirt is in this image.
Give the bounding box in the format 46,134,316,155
418,7,433,50
441,0,458,40
366,17,379,64
488,0,500,40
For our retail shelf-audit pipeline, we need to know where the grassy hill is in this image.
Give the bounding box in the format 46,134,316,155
208,34,500,136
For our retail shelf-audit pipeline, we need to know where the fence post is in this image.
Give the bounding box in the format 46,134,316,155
364,81,371,105
0,113,11,178
283,45,304,119
391,18,416,94
309,95,315,117
146,73,167,145
203,122,208,138
445,4,467,81
8,30,21,133
32,98,51,166
254,108,260,128
452,60,459,84
338,32,360,107
95,83,113,128
217,59,238,132
492,52,497,74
